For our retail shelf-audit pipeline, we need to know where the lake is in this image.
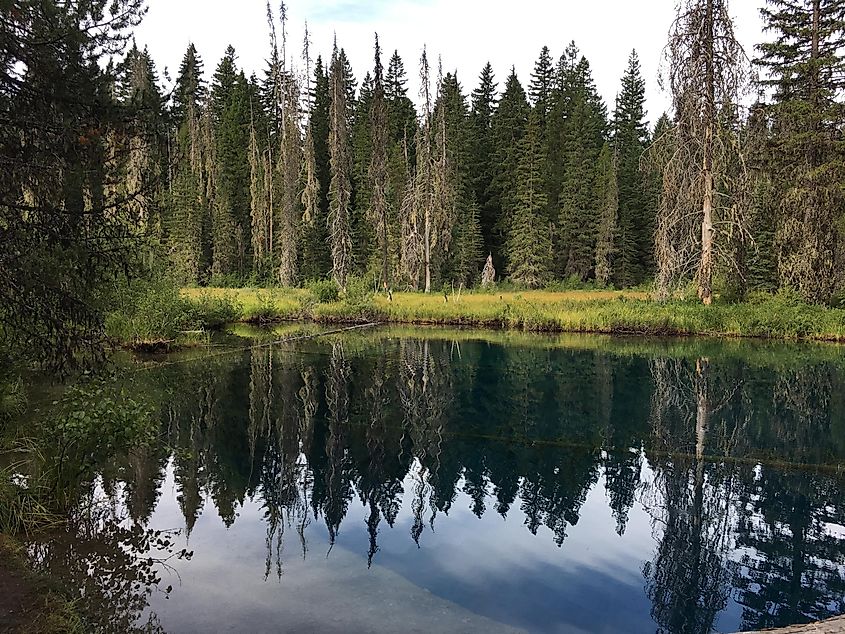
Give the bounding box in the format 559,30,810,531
24,327,845,633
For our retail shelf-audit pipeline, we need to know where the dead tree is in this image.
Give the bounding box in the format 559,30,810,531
653,0,750,304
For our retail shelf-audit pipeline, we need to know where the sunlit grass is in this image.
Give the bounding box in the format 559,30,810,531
180,287,845,343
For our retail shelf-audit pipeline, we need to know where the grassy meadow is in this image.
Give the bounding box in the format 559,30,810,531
178,286,845,343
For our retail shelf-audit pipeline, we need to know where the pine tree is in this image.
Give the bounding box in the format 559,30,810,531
594,144,619,287
507,111,552,288
301,56,332,280
489,68,529,267
756,0,845,303
555,47,608,280
529,46,555,131
328,43,354,290
468,63,498,261
612,50,651,287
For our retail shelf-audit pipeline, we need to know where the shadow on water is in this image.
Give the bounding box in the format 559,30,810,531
22,328,845,633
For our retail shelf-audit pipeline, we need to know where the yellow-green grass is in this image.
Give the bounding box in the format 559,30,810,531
181,287,845,343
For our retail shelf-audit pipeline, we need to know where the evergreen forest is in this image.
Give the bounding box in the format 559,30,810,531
3,0,845,369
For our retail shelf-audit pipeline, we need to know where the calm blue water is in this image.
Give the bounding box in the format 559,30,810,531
26,329,845,633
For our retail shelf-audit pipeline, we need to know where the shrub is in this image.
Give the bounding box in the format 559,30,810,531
829,288,845,309
307,279,340,303
342,275,374,311
105,276,189,343
184,292,242,329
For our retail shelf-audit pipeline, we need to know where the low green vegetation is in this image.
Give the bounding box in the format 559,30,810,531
180,286,845,343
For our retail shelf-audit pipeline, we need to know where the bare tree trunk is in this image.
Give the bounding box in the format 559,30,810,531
424,212,432,292
698,0,715,306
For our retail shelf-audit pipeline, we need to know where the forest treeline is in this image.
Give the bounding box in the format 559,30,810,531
125,31,654,292
110,1,845,301
2,0,845,372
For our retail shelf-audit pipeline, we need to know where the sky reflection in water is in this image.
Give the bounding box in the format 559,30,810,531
27,330,845,633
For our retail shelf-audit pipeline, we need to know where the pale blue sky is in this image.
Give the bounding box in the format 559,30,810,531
135,0,765,122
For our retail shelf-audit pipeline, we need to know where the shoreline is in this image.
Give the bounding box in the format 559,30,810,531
178,287,845,345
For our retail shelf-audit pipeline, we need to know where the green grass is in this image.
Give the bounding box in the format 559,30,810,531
181,287,845,343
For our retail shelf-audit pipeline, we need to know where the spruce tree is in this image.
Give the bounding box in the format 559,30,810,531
169,43,211,283
209,47,252,281
594,144,619,287
351,71,374,269
529,46,555,131
248,89,270,280
489,68,529,267
555,47,608,280
468,63,498,260
436,72,481,286
276,71,302,286
612,50,651,287
385,51,418,148
756,0,845,303
507,111,552,288
655,0,749,304
301,57,332,280
118,44,166,238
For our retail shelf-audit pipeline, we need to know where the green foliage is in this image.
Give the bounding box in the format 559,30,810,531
183,292,242,329
342,275,375,311
1,0,148,375
612,50,652,287
50,380,155,491
105,277,189,344
829,288,845,310
106,276,241,344
507,111,552,288
2,375,156,533
242,291,281,322
307,279,341,303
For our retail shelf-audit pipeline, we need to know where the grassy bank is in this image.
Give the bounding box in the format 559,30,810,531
182,286,845,343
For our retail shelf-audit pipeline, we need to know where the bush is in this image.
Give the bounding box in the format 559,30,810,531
105,276,189,343
342,275,374,310
307,279,340,303
184,292,242,329
829,288,845,309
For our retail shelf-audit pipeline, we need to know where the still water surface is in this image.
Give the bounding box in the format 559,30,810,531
26,328,845,633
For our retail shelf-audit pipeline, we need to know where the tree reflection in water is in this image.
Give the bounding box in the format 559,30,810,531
28,333,845,632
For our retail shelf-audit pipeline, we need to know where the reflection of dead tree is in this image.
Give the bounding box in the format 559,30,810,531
361,350,401,566
248,346,273,464
398,338,450,543
643,355,741,634
323,341,352,547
